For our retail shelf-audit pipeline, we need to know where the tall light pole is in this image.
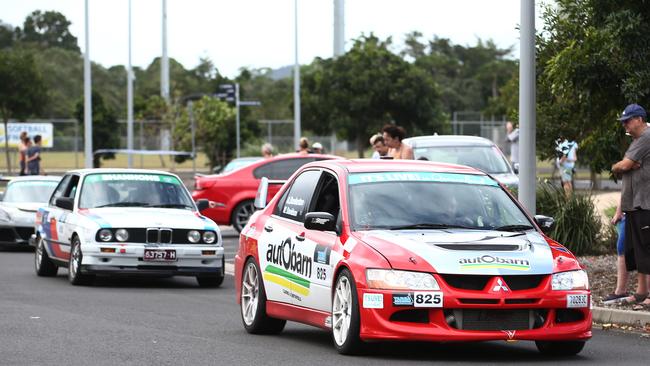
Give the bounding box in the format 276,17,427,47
293,0,301,151
127,0,134,168
84,0,93,168
519,0,536,214
333,0,344,57
161,0,169,102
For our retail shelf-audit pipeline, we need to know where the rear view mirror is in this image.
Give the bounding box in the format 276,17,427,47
304,212,336,232
254,177,269,210
513,162,520,174
534,215,554,233
195,199,209,212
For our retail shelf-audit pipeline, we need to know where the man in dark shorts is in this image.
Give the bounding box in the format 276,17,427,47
26,134,43,175
612,103,650,308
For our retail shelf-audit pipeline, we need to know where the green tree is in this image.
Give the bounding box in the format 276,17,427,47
0,21,14,49
17,11,80,52
0,49,47,173
74,91,120,167
536,0,650,173
302,34,446,157
173,96,236,169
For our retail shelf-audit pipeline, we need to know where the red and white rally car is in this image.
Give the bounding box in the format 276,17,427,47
235,160,591,355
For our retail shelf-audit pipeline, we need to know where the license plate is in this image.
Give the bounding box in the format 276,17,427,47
143,249,177,262
413,291,444,308
567,294,588,308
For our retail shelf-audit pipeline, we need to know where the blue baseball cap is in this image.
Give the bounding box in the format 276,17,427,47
618,103,647,121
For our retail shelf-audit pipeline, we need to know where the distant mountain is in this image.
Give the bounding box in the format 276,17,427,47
269,65,293,80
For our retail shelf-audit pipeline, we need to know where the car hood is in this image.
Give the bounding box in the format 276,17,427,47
355,229,554,275
1,202,44,213
79,208,217,230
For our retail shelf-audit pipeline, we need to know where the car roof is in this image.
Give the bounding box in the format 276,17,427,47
65,168,179,177
308,159,487,175
7,175,62,183
403,135,495,147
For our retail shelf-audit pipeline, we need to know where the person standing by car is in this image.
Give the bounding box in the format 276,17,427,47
382,124,414,160
312,142,324,154
612,103,650,309
505,121,519,166
17,131,29,176
555,137,578,194
369,134,389,159
26,134,43,175
261,143,274,158
297,137,311,155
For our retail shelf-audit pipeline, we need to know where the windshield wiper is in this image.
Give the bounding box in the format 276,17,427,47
388,223,478,230
95,202,149,208
147,203,193,209
492,224,535,232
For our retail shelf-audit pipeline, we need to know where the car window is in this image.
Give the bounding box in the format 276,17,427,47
253,158,316,180
66,175,80,199
310,172,340,221
413,146,511,174
49,175,72,206
275,170,321,222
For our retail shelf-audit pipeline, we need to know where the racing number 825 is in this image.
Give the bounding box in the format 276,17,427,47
414,292,442,307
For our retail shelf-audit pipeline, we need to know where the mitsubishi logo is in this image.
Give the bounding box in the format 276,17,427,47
492,278,509,292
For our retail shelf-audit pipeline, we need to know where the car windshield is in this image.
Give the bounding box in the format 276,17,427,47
413,145,511,174
79,173,195,209
3,180,59,203
348,172,531,231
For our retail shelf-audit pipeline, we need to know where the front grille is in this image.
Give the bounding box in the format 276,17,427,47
15,227,34,240
0,228,16,241
439,274,546,291
446,309,534,331
505,298,539,305
435,244,520,251
458,298,500,305
147,228,172,244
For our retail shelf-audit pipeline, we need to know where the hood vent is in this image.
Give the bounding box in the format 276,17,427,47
434,243,522,251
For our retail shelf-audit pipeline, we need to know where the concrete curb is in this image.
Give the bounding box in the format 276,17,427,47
592,306,650,326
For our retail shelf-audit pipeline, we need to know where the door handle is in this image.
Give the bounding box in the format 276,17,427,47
295,234,305,242
264,225,273,232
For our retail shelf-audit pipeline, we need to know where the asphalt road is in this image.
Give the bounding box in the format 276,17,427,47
1,228,648,366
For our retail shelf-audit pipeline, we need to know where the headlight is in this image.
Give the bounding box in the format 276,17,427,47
98,229,113,242
202,231,216,244
366,269,440,290
552,270,589,290
187,230,201,243
0,209,11,222
115,229,129,242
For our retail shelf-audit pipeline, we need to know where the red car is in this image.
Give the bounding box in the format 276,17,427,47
236,159,591,355
192,153,340,232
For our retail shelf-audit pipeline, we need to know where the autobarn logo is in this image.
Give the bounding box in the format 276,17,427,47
459,255,530,271
266,238,312,277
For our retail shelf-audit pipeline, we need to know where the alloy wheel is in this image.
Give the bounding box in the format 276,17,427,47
332,275,352,346
241,262,259,325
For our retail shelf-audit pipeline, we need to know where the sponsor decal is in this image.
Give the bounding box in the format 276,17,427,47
311,217,330,225
549,244,569,253
348,172,498,187
363,293,384,309
392,293,414,306
313,244,331,265
263,265,311,296
282,206,298,217
263,237,313,296
459,255,531,271
85,173,181,185
566,294,589,308
413,291,444,308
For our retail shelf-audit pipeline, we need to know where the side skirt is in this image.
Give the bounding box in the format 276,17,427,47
266,301,331,330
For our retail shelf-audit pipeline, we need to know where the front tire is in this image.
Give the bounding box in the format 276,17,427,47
197,257,225,287
231,200,256,233
535,340,586,356
34,236,58,277
68,236,94,286
240,258,286,334
332,268,363,354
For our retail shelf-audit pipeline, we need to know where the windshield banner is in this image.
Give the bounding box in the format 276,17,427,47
85,174,181,185
348,172,498,186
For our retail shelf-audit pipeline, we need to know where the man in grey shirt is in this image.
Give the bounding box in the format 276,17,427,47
612,103,650,308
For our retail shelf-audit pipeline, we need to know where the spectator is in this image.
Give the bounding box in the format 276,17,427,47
369,134,389,159
505,121,519,166
18,131,29,176
611,103,650,309
555,137,578,194
312,142,324,154
261,143,274,158
381,124,414,160
26,134,43,175
297,137,311,155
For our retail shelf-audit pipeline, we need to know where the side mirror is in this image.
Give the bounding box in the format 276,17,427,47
212,165,222,174
304,212,336,232
55,197,74,211
513,162,519,174
534,215,554,232
254,177,269,210
196,199,209,212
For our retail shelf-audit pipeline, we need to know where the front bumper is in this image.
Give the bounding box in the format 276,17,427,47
0,225,34,246
357,286,592,342
80,243,225,276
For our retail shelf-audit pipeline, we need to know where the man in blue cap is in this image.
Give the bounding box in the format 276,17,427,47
612,103,650,308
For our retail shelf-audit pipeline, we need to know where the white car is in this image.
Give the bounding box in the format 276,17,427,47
0,176,61,248
33,169,225,287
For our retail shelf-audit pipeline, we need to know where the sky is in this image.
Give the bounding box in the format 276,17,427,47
0,0,540,78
